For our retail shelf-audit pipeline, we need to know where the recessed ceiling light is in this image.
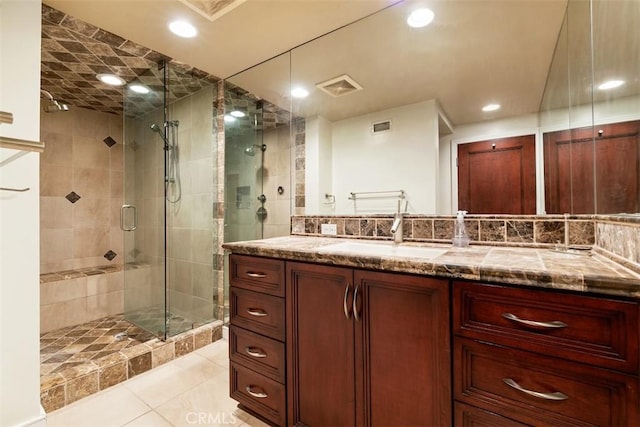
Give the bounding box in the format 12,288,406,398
169,20,197,38
407,8,435,28
129,84,150,94
224,115,236,123
598,79,624,90
97,74,125,86
291,87,309,99
230,110,245,118
482,103,501,112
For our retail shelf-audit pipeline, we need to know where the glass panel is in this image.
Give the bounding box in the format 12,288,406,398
165,63,218,336
123,65,168,338
123,63,218,339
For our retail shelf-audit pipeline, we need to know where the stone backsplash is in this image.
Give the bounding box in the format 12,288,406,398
291,214,640,271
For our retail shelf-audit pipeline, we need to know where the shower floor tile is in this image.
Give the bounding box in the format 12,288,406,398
40,314,155,380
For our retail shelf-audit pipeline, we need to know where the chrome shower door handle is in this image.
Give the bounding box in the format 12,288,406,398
120,205,137,231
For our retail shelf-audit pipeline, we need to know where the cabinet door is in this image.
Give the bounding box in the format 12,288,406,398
355,270,451,426
287,262,356,427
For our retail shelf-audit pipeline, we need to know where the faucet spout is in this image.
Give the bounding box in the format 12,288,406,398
391,200,407,243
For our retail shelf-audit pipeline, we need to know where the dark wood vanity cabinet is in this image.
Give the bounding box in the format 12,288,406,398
286,261,452,427
453,281,640,426
229,255,287,426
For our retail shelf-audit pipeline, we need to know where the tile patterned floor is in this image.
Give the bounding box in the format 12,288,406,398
45,339,266,427
40,315,156,378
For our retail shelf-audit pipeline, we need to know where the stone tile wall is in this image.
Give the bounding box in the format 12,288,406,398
40,106,124,274
292,214,597,248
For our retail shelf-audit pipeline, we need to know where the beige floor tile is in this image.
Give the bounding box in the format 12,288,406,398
122,410,173,427
154,371,247,427
125,352,224,408
239,414,272,427
195,340,229,368
46,385,150,427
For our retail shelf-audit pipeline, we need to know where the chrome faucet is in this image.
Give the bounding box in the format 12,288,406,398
391,200,408,243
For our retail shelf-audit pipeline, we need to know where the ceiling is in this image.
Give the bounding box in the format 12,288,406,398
41,0,570,124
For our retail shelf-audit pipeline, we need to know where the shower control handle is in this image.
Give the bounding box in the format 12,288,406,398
120,205,137,231
257,194,267,203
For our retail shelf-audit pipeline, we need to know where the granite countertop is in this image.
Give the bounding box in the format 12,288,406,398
222,236,640,298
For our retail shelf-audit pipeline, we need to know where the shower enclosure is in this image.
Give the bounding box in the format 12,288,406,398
122,62,219,339
223,93,267,243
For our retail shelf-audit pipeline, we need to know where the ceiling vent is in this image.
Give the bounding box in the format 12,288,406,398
316,74,363,98
372,120,391,133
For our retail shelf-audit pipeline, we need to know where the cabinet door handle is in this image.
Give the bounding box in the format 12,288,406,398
246,272,267,278
343,284,352,320
245,346,267,358
353,285,360,322
247,308,268,317
502,378,568,401
502,312,567,329
245,385,268,399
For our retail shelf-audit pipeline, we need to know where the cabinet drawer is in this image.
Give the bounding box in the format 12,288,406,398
230,362,286,427
454,338,639,427
453,281,639,373
454,402,530,427
230,255,285,297
230,287,285,341
230,325,285,383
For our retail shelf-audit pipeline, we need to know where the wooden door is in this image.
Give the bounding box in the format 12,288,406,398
544,120,640,214
458,135,536,214
286,262,356,427
355,270,452,427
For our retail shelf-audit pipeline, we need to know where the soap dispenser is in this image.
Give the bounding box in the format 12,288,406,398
452,210,470,247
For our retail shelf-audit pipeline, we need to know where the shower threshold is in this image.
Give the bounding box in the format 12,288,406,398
40,313,223,413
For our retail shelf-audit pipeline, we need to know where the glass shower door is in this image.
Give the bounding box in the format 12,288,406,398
122,99,168,337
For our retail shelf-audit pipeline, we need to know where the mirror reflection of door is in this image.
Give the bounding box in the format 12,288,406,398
544,120,640,214
458,135,537,214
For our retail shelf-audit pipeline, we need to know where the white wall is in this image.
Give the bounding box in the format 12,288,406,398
312,100,441,214
0,0,45,426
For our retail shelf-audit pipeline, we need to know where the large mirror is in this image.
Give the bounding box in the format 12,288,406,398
226,0,640,215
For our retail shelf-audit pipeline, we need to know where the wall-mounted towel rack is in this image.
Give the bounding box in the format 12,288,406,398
348,190,405,200
0,136,44,153
0,111,14,125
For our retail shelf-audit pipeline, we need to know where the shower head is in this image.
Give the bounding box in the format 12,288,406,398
150,123,169,147
40,90,70,113
243,144,266,156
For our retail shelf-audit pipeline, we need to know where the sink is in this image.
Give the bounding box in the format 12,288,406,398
317,241,448,259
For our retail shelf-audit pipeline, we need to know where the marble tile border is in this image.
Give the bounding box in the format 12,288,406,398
41,320,224,413
292,215,597,248
40,264,125,284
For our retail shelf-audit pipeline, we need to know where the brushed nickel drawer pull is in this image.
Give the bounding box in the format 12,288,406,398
503,378,568,401
245,346,267,358
353,285,361,322
247,308,268,317
246,385,268,398
502,312,567,329
246,272,267,278
344,284,351,320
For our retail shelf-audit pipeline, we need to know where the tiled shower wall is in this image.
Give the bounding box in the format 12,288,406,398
263,125,294,238
40,106,124,273
40,106,125,330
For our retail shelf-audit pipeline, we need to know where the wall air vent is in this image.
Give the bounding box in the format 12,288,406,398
316,74,363,98
372,120,392,133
